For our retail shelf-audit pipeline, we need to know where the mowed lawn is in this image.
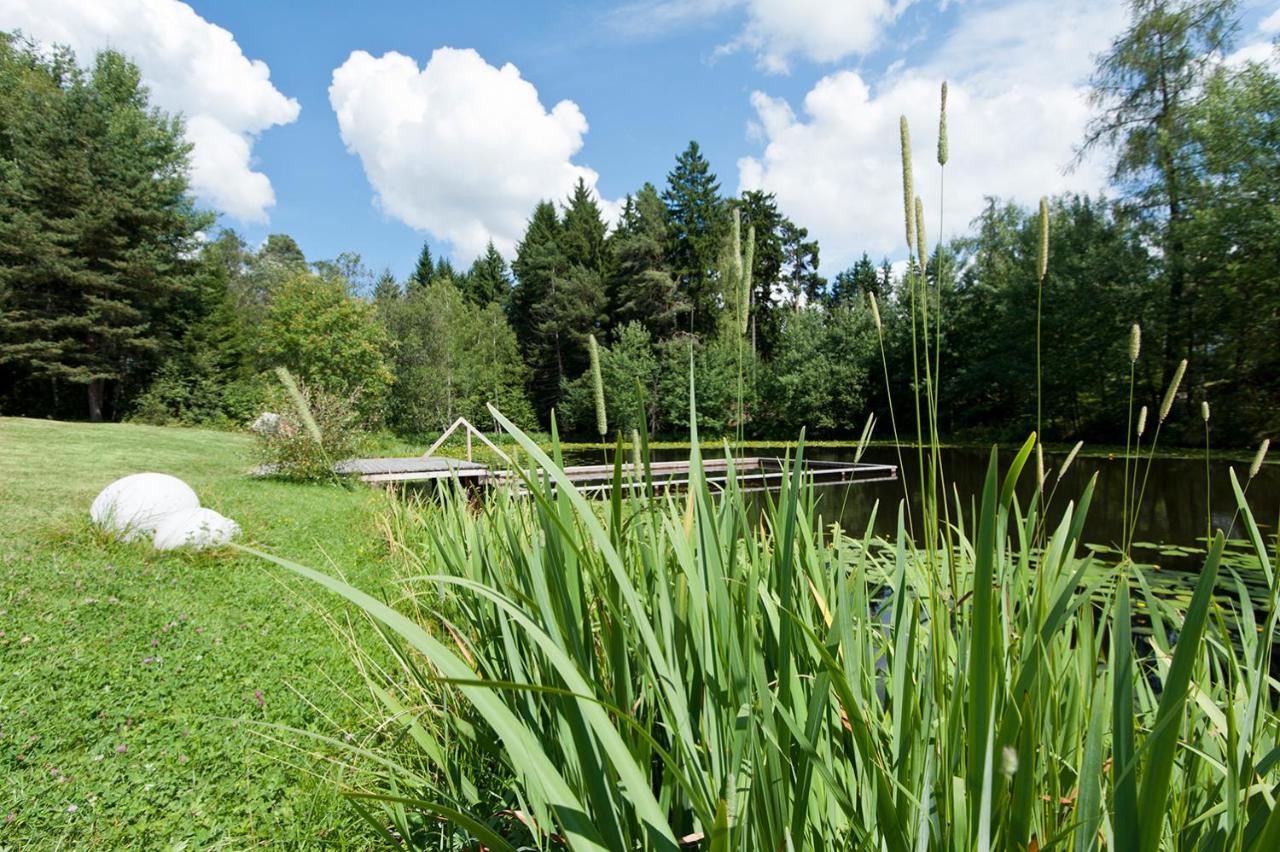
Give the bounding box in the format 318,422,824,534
0,417,393,848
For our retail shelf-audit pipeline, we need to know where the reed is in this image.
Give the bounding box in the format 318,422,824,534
251,412,1279,850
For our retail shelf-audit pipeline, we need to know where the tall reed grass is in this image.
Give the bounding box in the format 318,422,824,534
250,402,1279,849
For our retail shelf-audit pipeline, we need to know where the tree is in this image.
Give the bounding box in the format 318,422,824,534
1079,0,1238,387
662,141,728,335
762,307,836,434
562,321,660,435
0,38,209,420
608,184,685,337
780,220,824,307
560,178,609,274
409,241,434,290
260,271,393,418
831,253,882,305
132,241,257,424
1181,57,1280,441
382,280,533,433
465,241,512,307
510,201,568,417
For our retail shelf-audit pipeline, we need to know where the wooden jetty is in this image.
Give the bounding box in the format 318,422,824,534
338,418,897,494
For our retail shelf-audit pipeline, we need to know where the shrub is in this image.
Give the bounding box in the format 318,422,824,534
253,374,366,481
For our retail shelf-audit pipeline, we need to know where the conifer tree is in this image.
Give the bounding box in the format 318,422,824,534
662,141,727,335
609,183,684,337
465,241,512,307
0,39,208,420
409,241,434,290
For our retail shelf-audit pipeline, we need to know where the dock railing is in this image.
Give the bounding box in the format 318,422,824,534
423,417,513,466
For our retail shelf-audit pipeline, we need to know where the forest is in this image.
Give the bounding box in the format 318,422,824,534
2,0,1277,448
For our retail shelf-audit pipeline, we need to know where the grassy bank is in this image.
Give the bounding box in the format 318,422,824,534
0,417,388,847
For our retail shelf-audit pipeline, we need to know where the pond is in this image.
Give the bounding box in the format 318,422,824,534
564,444,1278,564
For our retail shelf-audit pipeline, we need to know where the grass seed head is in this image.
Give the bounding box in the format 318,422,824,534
740,225,755,335
1036,442,1045,489
915,196,927,264
1137,405,1148,437
1037,197,1050,281
1202,401,1210,422
1129,323,1141,363
1159,358,1187,422
589,334,607,438
1250,438,1270,479
937,81,949,166
901,116,915,253
869,292,882,331
1059,440,1084,479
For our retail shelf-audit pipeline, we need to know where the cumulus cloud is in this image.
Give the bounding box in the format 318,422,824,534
0,0,299,222
329,47,616,260
720,0,909,73
737,0,1122,271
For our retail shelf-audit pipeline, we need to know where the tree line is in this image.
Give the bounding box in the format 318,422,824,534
2,1,1276,447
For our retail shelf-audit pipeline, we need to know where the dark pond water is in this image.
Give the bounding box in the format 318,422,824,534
564,444,1278,560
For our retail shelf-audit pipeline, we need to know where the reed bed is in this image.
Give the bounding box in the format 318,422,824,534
250,401,1279,850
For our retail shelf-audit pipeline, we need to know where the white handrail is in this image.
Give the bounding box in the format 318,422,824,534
423,417,512,465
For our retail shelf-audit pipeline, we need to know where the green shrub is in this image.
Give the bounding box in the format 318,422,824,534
253,376,366,481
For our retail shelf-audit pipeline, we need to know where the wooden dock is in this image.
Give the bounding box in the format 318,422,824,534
337,453,896,494
337,418,896,493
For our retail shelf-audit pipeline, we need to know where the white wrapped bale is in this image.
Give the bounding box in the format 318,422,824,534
90,473,200,541
152,508,240,551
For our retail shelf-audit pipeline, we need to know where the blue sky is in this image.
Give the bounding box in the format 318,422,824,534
3,0,1278,278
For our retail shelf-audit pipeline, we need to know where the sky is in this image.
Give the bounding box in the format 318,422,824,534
2,0,1277,279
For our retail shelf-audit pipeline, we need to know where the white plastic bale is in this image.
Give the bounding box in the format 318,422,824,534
89,473,200,541
152,508,240,551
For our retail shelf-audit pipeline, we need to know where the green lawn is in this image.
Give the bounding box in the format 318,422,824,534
0,417,391,847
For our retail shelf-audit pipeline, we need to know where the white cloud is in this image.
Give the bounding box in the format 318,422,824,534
737,0,1121,272
721,0,909,73
0,0,299,222
1262,8,1280,35
608,0,909,73
329,46,617,261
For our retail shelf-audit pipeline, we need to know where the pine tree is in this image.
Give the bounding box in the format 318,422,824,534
0,39,208,420
465,241,512,307
409,241,434,290
662,141,727,335
780,220,824,307
510,201,568,417
831,253,881,305
560,177,609,274
609,183,685,337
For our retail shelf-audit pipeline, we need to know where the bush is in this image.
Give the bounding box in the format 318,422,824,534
253,375,367,481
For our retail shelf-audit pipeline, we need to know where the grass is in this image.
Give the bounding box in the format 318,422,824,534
0,416,393,848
